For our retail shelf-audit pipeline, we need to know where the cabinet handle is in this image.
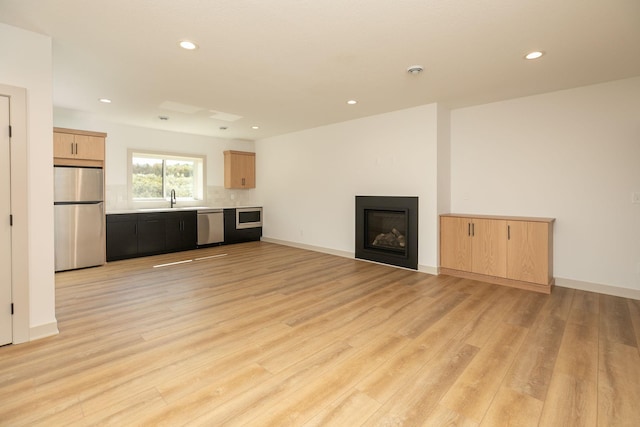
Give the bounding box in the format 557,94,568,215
242,177,245,186
468,223,471,236
508,225,511,240
75,143,78,155
472,223,475,236
134,224,137,235
70,143,74,155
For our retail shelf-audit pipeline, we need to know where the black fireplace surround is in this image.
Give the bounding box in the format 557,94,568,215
355,196,418,270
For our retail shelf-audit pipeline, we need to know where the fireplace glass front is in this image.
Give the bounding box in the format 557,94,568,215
365,209,407,255
355,196,418,270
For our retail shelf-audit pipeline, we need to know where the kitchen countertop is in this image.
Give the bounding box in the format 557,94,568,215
107,206,261,215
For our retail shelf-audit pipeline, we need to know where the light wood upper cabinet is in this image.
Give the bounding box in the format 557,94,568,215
54,127,106,167
224,150,255,189
440,214,554,294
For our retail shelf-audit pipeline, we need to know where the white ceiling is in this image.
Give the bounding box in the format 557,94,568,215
1,0,639,140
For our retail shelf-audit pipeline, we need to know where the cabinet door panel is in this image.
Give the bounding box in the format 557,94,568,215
137,217,166,254
240,154,255,187
471,219,507,277
181,212,197,249
76,135,105,161
232,155,245,188
106,220,138,261
164,213,183,251
507,221,549,284
440,216,471,271
53,132,75,159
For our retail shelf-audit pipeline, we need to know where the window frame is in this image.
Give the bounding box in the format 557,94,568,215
127,149,206,207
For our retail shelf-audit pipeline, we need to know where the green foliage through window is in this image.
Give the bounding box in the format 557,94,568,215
131,153,204,201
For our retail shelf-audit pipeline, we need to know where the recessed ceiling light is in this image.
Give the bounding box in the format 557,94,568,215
158,116,169,121
251,126,260,130
98,98,112,103
407,65,424,74
347,100,357,105
179,40,198,50
525,51,544,60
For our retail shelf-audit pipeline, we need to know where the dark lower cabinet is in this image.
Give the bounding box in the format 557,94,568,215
106,211,197,261
106,214,138,261
165,211,197,252
224,209,262,244
107,209,259,262
137,213,167,255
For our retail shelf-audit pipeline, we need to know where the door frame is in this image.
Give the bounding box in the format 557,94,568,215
1,84,30,344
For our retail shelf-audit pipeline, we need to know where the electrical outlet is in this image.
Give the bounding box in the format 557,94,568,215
633,192,640,204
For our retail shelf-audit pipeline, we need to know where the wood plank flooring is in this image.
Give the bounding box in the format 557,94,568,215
1,241,639,426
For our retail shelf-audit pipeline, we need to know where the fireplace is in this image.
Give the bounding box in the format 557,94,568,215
355,196,418,270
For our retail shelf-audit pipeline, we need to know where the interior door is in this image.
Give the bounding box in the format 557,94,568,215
1,95,12,345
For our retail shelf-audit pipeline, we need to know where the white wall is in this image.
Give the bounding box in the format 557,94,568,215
53,110,257,211
0,24,56,338
257,103,443,271
436,103,451,218
451,77,640,292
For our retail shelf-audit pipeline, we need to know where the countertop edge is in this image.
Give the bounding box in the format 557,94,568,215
107,206,261,215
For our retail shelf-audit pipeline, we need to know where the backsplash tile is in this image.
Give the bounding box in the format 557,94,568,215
105,185,258,212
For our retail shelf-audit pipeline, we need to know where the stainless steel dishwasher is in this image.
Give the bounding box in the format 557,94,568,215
197,209,224,245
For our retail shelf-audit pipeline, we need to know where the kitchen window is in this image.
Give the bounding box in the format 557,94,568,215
128,150,205,202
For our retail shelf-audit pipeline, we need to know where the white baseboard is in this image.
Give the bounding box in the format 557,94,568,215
261,237,354,259
418,265,439,275
555,277,640,300
29,321,59,341
261,237,439,274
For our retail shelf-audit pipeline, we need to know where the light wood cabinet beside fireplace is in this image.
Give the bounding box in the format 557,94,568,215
439,214,554,294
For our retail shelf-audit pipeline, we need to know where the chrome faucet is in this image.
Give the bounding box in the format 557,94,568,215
170,189,176,208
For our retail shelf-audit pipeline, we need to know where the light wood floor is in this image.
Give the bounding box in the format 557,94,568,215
1,242,639,426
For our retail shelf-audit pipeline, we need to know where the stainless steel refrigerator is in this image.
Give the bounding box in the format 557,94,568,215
54,166,105,271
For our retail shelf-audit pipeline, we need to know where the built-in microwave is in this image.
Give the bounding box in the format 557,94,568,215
236,207,262,229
